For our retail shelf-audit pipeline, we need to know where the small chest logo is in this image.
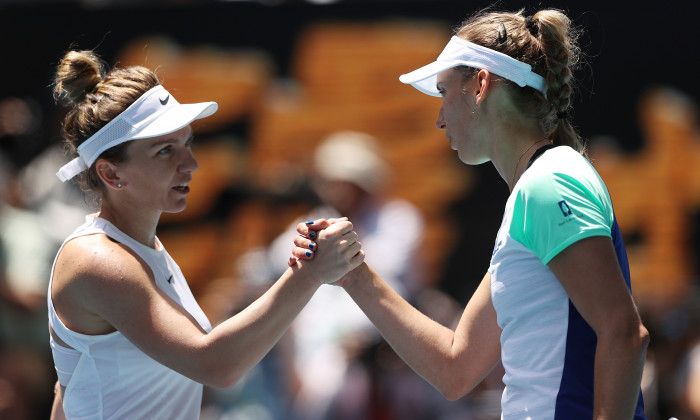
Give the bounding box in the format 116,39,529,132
558,200,572,217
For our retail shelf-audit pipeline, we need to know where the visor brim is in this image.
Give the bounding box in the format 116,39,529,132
399,60,462,97
134,101,219,140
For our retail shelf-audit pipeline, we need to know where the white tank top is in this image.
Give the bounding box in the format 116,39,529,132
48,215,212,420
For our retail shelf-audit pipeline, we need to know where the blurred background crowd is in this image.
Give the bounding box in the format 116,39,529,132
1,0,699,419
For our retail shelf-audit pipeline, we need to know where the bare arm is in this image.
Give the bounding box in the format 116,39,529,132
50,381,66,420
548,236,649,419
51,221,363,389
335,263,501,400
292,220,501,399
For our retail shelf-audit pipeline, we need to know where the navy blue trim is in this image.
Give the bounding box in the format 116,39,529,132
527,144,556,169
553,214,646,419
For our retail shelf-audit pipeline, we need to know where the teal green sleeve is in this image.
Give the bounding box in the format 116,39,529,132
509,171,613,264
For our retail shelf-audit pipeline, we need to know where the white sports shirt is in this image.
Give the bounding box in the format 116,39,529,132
48,216,212,420
488,146,646,419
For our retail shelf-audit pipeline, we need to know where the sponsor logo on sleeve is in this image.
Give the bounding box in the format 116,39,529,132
558,200,572,217
557,199,582,226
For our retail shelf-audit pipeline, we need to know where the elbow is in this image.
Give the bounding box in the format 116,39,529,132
636,323,650,354
441,388,468,402
202,367,241,389
624,320,650,356
189,339,245,389
197,361,243,389
206,374,240,390
434,371,479,401
431,351,494,401
199,349,248,389
601,317,650,357
438,380,475,401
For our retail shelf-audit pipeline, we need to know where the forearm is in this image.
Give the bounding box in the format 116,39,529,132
593,324,649,419
200,266,319,387
343,263,471,397
50,381,66,420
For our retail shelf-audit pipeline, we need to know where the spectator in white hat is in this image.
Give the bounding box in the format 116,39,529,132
233,130,425,420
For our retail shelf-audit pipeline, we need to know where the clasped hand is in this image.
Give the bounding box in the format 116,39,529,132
288,218,364,285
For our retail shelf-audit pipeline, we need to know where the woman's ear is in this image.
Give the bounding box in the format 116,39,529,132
474,69,492,106
95,159,123,190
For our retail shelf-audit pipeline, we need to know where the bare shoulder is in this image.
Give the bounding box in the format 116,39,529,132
52,234,154,334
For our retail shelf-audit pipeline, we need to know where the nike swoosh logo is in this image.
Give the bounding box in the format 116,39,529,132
160,95,170,106
167,274,173,284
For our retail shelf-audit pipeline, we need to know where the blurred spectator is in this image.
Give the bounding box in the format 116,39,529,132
643,288,700,420
213,131,434,420
0,95,93,420
0,151,58,420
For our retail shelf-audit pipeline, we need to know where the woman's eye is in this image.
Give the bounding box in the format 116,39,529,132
158,146,171,155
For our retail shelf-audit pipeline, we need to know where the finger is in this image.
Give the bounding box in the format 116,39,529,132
293,235,316,251
322,220,354,237
341,230,359,246
288,256,298,267
305,219,334,230
345,241,363,259
326,217,349,224
291,246,315,260
296,219,331,240
351,249,366,264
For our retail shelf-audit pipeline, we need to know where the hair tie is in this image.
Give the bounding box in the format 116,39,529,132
525,16,538,36
497,22,508,44
557,110,569,120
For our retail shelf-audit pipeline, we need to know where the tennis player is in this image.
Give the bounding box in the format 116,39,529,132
48,50,364,420
294,8,649,420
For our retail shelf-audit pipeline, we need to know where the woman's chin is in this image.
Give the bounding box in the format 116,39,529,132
163,202,188,214
457,152,490,166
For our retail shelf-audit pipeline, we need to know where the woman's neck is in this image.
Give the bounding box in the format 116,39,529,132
489,126,549,193
98,201,161,249
507,138,551,191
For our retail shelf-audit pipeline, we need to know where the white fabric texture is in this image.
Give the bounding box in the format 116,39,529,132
399,36,545,97
489,147,614,419
48,215,212,420
56,85,217,182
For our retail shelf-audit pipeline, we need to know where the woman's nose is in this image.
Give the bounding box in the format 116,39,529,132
179,148,198,173
435,107,446,130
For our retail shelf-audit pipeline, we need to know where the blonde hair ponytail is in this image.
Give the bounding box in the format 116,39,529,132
455,8,587,154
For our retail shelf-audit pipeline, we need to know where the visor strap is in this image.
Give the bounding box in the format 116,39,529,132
56,157,88,182
55,85,167,182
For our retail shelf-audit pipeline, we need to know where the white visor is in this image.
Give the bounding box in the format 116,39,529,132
399,36,546,97
56,85,218,182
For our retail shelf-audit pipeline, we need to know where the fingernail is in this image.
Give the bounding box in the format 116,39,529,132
306,251,313,257
309,243,315,250
309,231,316,239
305,220,314,225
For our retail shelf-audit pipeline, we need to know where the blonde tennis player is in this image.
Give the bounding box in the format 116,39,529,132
295,8,649,420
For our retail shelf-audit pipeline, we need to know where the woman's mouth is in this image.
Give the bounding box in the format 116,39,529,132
173,183,190,194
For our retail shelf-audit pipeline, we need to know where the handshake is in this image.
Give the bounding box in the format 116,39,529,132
286,218,365,286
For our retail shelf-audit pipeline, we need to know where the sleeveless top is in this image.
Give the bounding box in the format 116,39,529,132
488,146,645,419
48,215,212,420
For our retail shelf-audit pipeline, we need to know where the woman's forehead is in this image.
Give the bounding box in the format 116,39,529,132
437,68,463,86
